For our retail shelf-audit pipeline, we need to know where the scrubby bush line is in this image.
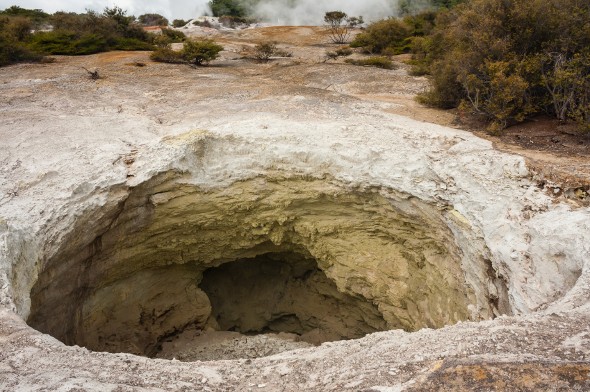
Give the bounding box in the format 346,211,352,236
351,0,589,131
416,0,590,131
0,6,160,66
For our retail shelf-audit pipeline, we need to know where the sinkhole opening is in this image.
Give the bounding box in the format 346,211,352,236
24,177,509,361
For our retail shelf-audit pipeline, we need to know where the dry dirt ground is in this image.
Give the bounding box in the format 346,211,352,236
1,25,590,390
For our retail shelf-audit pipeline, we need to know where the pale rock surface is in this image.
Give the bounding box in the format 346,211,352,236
0,43,589,390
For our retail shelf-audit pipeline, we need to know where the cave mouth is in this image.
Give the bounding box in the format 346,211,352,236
153,251,387,361
200,252,387,344
28,250,387,361
25,176,507,361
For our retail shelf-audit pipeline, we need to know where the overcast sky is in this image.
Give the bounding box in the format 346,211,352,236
0,0,398,24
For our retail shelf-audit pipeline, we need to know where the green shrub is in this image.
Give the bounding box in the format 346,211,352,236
50,8,149,42
0,16,33,41
150,47,184,63
0,34,43,66
416,50,465,109
112,37,154,51
419,0,590,131
0,5,49,27
325,47,353,61
218,15,255,28
0,13,46,66
28,29,152,56
50,11,104,34
123,24,150,41
402,11,437,37
407,36,433,75
398,0,465,16
161,28,186,42
0,6,158,65
245,41,291,61
24,7,154,57
27,31,108,55
345,56,395,69
193,20,213,28
102,6,135,32
151,34,172,48
151,39,224,66
182,39,223,65
63,33,109,55
273,47,292,57
351,18,412,54
172,19,188,28
209,0,249,17
351,11,436,57
335,47,353,57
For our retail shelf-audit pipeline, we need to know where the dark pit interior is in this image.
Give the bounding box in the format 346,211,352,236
200,252,387,344
28,249,388,358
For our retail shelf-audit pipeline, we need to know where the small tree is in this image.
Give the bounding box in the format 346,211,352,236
324,11,363,44
102,6,134,29
182,39,223,65
209,0,247,17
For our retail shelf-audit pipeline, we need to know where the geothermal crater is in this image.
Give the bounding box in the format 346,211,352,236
26,176,508,360
1,26,589,391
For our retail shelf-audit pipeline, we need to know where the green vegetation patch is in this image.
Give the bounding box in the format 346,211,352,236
0,5,156,66
416,0,590,131
345,56,395,70
151,38,224,66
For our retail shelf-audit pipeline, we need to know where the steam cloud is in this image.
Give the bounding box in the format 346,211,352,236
0,0,399,24
169,0,211,20
254,0,399,25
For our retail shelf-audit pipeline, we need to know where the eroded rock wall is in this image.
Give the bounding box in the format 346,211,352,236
26,175,498,355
